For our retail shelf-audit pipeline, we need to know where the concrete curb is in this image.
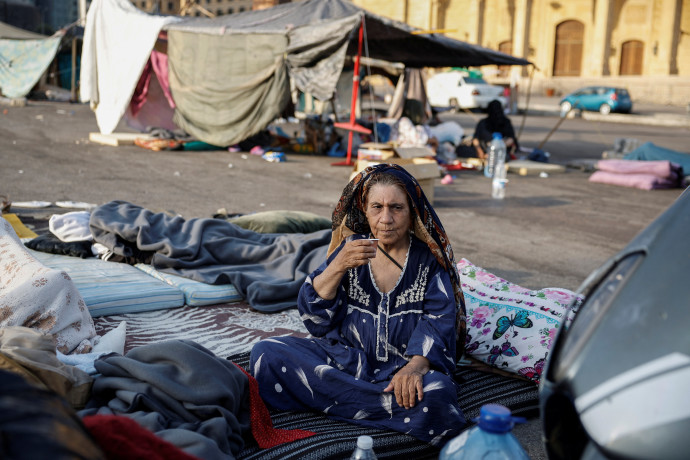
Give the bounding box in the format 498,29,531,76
518,103,690,128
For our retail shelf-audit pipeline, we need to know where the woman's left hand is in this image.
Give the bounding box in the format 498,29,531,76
383,355,430,409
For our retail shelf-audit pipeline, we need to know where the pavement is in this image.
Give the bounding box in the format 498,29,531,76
1,100,688,460
516,94,690,128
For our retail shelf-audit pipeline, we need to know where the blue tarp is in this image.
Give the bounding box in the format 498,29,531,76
624,142,690,176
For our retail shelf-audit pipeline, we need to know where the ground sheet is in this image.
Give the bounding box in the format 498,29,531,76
93,302,539,459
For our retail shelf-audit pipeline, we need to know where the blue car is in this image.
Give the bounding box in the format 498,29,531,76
559,86,633,115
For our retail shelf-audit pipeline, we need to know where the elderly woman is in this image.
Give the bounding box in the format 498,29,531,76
250,164,467,446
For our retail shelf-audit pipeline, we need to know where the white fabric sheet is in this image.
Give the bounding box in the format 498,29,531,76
80,0,182,134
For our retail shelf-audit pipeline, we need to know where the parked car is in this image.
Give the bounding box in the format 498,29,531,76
540,187,690,459
426,71,506,111
559,86,633,115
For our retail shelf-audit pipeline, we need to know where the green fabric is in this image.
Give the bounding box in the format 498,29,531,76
228,211,331,234
167,30,290,147
0,36,61,98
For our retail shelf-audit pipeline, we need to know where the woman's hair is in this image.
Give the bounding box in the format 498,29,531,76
363,171,414,215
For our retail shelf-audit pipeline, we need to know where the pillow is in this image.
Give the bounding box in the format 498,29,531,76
227,210,331,234
458,258,583,383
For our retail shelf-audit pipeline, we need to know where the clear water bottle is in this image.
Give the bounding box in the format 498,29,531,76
350,435,377,460
492,155,507,199
438,404,530,460
484,132,506,178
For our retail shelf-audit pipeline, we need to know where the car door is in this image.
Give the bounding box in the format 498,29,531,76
576,87,598,110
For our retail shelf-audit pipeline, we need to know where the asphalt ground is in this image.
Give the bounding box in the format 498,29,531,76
1,100,688,459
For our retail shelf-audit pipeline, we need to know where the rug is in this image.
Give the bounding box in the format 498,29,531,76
229,351,539,459
93,303,539,459
93,302,310,357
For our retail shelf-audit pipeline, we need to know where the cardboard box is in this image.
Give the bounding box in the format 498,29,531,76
357,142,395,161
352,145,439,203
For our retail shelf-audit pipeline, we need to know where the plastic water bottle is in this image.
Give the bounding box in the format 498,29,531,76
492,155,507,199
438,404,530,460
350,435,377,460
484,132,506,178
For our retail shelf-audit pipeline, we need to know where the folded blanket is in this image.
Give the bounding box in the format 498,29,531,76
590,159,685,190
596,159,681,179
89,201,330,312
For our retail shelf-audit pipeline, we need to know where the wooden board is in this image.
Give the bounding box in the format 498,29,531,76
506,159,567,176
89,132,154,146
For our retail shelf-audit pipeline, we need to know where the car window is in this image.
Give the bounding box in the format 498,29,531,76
578,88,594,96
617,89,629,97
597,87,608,95
463,77,487,84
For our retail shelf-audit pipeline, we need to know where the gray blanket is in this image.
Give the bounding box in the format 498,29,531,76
89,201,331,312
80,340,251,460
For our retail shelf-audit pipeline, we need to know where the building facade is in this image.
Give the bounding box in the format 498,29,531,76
132,0,268,16
353,0,690,105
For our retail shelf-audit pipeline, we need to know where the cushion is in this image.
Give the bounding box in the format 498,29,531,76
226,210,331,234
28,250,185,317
458,258,583,383
135,264,242,307
0,217,97,354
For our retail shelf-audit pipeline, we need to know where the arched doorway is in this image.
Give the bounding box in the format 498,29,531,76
619,40,644,75
553,20,584,76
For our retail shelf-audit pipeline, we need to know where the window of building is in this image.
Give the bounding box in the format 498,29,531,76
228,7,234,13
217,9,223,14
141,1,146,8
553,20,584,77
619,40,644,75
239,6,245,12
167,1,173,10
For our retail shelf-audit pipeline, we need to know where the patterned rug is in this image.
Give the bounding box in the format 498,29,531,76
230,351,539,459
93,302,310,357
93,303,539,459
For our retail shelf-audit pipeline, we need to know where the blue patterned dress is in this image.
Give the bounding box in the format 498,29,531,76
250,234,466,446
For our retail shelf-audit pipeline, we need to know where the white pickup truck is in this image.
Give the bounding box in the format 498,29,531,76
426,71,506,111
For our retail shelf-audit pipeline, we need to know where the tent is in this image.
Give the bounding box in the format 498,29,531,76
0,21,63,99
81,0,531,146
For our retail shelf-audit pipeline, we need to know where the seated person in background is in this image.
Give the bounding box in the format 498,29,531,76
472,99,518,161
250,163,468,447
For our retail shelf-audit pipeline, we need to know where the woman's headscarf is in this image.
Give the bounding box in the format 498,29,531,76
329,163,467,356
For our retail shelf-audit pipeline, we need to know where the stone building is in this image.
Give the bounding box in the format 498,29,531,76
353,0,690,106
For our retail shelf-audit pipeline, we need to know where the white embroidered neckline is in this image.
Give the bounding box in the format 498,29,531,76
368,237,411,296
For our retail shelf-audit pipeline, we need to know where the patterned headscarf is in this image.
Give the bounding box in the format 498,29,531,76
329,163,467,355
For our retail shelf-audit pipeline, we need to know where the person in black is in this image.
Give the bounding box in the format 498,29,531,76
471,99,518,161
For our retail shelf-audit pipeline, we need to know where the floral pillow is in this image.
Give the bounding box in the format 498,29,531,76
457,258,584,384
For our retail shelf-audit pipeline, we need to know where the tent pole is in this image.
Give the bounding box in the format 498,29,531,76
332,15,371,167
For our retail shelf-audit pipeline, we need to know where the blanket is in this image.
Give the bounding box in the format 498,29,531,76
80,340,252,460
89,201,331,312
624,141,690,177
589,159,685,190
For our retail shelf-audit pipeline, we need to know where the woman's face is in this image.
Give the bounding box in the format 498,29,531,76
365,183,412,246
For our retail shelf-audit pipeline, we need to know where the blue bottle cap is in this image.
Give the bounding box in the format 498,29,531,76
474,404,525,433
492,132,503,140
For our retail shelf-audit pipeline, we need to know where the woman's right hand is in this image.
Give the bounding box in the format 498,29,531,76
313,239,377,300
333,239,378,271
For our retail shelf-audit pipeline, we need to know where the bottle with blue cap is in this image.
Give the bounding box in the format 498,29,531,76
349,435,377,460
438,404,530,459
484,132,506,178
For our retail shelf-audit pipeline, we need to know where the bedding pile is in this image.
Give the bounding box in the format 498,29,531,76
1,208,583,458
589,158,685,190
